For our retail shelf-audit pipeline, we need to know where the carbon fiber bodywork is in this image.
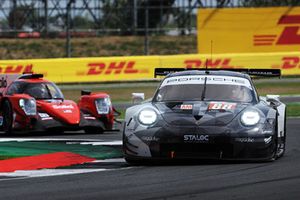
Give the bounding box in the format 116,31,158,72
123,70,286,162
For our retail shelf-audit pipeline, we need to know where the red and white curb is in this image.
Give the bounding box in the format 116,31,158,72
0,158,128,180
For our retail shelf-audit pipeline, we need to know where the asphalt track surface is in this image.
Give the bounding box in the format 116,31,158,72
0,118,299,200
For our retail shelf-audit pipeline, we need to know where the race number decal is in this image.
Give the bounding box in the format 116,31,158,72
208,102,236,110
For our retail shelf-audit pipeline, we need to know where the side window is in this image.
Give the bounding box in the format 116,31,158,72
47,83,64,99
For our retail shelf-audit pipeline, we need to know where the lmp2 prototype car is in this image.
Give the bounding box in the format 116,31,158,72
123,68,286,163
0,73,114,134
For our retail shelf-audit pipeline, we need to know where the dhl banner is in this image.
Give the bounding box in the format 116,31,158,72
197,7,300,53
0,52,299,83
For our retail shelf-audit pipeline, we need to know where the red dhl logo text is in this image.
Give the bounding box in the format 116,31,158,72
81,61,148,75
272,56,300,69
184,58,240,68
0,64,33,74
253,15,300,46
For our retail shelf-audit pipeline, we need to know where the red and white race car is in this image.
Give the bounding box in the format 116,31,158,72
0,73,115,134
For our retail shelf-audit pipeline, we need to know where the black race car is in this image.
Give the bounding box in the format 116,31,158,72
123,68,286,163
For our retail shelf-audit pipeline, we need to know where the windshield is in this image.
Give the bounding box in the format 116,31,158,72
7,81,64,100
155,75,255,103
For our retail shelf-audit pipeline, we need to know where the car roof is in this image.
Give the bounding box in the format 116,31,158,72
15,78,51,83
166,70,251,79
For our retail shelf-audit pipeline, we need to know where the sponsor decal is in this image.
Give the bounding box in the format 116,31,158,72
180,104,193,110
0,64,32,74
38,113,53,120
39,113,49,118
63,110,72,113
78,61,149,76
264,136,272,144
52,104,74,109
184,58,238,69
235,137,254,143
184,134,209,142
254,15,300,46
84,114,96,120
162,75,252,89
272,56,300,70
84,116,96,120
141,136,159,142
208,102,236,110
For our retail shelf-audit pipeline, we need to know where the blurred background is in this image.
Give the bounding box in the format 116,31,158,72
0,0,299,58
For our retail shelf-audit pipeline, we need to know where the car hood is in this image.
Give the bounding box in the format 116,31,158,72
154,101,249,126
37,100,80,125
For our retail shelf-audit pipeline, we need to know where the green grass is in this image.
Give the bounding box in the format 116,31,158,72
0,36,197,59
0,142,123,161
0,156,18,160
287,103,300,117
254,81,300,96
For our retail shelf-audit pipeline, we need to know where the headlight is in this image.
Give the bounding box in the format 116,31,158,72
19,98,36,116
95,97,111,114
138,109,157,125
241,110,260,126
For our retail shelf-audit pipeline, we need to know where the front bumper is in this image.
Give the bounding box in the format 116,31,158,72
12,114,105,133
123,125,276,161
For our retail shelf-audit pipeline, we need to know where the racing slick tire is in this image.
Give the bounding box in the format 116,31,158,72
3,100,13,135
124,157,149,166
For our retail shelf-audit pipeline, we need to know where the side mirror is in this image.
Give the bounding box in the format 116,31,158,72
132,93,145,104
266,94,281,107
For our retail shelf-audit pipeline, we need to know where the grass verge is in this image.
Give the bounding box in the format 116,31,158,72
287,103,300,117
0,36,197,59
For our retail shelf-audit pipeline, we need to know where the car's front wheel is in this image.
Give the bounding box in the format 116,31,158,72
3,100,13,135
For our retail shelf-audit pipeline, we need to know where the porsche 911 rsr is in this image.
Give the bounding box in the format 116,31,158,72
123,68,286,163
0,73,115,134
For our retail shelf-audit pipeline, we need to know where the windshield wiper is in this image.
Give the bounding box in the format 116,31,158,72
201,76,207,101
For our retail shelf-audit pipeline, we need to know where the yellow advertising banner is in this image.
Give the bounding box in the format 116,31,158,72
0,56,159,83
159,52,300,76
0,52,299,83
197,7,300,53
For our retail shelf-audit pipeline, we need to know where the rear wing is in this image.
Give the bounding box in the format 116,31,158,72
154,68,281,78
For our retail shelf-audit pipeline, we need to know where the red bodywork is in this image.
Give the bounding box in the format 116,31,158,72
0,74,114,133
78,93,114,130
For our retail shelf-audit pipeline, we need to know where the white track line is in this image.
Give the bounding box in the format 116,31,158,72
0,167,133,181
80,141,122,146
0,138,122,146
92,158,125,163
